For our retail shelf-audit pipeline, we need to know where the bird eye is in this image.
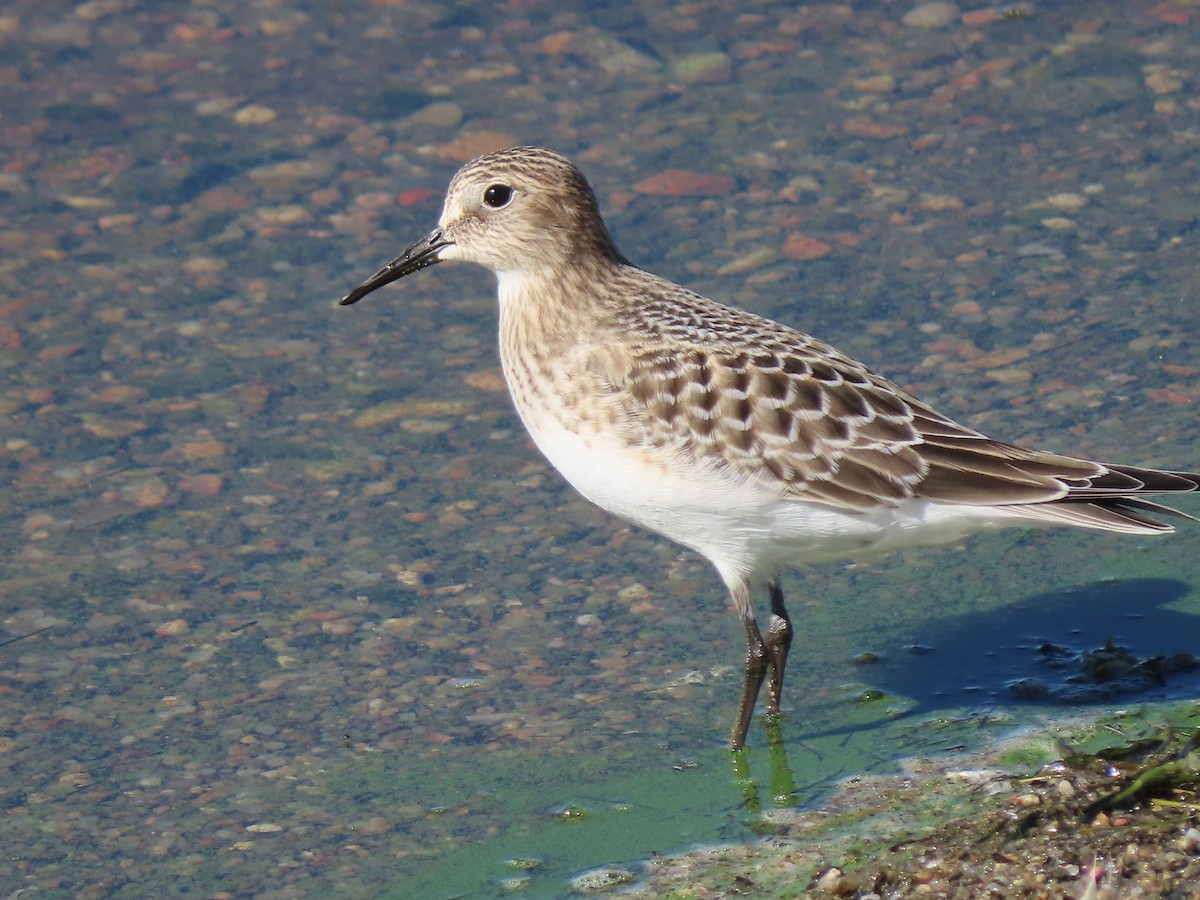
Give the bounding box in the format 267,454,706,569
483,184,513,208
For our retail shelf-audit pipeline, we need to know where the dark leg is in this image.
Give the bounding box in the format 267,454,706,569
764,578,792,716
731,614,767,751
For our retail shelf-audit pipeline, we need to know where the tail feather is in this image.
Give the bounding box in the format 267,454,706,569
1083,464,1200,496
1006,500,1177,535
982,455,1198,535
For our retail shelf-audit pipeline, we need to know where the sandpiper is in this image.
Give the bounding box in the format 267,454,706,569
340,146,1198,751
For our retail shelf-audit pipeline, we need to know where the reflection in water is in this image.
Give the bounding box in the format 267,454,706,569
733,718,799,820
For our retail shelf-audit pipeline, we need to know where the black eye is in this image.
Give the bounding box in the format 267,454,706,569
483,184,513,208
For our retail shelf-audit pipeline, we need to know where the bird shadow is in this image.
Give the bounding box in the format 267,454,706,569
873,576,1199,707
795,577,1200,745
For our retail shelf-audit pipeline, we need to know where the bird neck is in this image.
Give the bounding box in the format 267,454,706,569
496,257,623,357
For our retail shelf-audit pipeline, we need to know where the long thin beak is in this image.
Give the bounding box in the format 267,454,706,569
339,228,452,306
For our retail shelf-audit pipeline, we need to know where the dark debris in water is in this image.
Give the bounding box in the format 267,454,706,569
1006,636,1200,705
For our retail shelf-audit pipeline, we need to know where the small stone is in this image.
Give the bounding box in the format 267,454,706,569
1182,826,1200,852
81,415,148,438
716,248,777,276
843,116,907,138
256,205,312,226
552,803,590,820
353,815,391,834
670,51,731,84
362,480,397,497
178,474,225,496
814,868,844,891
248,158,336,188
400,419,455,434
781,233,833,260
129,476,170,508
181,439,227,459
195,96,239,116
175,321,207,338
39,343,84,361
437,131,517,162
234,104,277,124
969,347,1029,369
98,213,137,229
245,822,284,833
380,617,420,637
0,324,21,350
1046,192,1087,211
353,399,474,428
617,583,652,601
0,171,29,194
460,63,520,82
903,3,960,29
504,857,542,871
1014,242,1064,260
181,256,227,275
23,512,57,532
1144,65,1184,95
464,368,508,392
919,194,964,211
155,619,189,637
632,170,735,197
539,31,574,54
852,74,896,93
59,195,114,209
396,188,436,207
404,101,464,129
568,866,635,892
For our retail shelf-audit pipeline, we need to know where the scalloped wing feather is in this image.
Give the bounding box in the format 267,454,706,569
596,276,1198,526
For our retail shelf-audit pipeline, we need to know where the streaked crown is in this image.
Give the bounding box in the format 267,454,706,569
437,147,624,273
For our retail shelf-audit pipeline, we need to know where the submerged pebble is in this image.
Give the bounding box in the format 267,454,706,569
569,866,636,892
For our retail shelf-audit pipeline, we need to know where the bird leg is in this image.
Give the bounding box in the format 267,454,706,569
732,614,768,751
764,578,792,716
730,579,794,750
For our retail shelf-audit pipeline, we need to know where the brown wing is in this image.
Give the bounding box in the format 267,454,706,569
595,271,1197,526
621,344,917,507
617,342,1197,521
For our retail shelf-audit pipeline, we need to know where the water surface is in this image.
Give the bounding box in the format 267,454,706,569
2,1,1199,896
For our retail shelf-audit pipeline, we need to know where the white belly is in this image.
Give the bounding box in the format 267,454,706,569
515,410,1015,585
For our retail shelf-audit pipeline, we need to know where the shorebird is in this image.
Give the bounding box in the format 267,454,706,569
340,146,1198,751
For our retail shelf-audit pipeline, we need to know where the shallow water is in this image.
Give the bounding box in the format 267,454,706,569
2,1,1199,897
